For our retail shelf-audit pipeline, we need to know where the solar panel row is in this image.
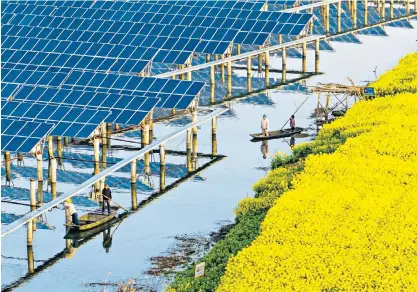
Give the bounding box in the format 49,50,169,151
1,118,54,152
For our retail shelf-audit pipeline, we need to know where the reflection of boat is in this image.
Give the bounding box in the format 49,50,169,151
64,214,123,240
64,207,120,231
250,127,303,141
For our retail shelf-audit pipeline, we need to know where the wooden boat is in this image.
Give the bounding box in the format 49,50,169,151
250,127,303,141
64,206,120,231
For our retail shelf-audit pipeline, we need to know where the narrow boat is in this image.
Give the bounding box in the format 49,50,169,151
250,127,303,141
64,206,120,231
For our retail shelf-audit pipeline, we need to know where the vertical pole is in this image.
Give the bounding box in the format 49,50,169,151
365,0,369,25
36,145,43,207
309,8,314,33
27,220,33,247
278,34,283,44
172,108,176,116
390,0,394,19
381,0,385,18
30,179,36,232
316,92,321,122
186,129,192,172
377,0,380,12
57,136,63,167
258,46,263,73
247,56,252,92
64,137,69,146
221,56,225,83
282,47,287,83
353,0,357,27
212,116,217,156
406,0,410,14
148,110,154,144
143,124,150,175
210,65,215,104
227,56,232,98
27,245,34,274
93,135,100,201
106,123,112,147
47,136,54,158
4,151,11,185
236,44,241,55
302,42,307,73
50,158,57,200
337,1,342,33
325,4,330,33
315,39,320,73
131,159,137,210
206,54,211,63
101,124,107,170
191,109,197,171
159,144,166,192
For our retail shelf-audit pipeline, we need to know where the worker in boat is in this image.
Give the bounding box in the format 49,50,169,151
102,184,112,214
102,226,113,253
261,140,269,159
261,114,269,137
64,198,79,225
290,115,296,132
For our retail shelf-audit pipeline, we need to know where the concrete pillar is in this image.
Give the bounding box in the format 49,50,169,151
27,245,34,274
278,34,283,44
237,44,241,55
64,137,69,146
390,0,394,18
325,4,330,33
210,65,215,104
265,64,270,87
186,129,192,172
159,144,166,191
302,42,307,73
258,46,263,72
50,158,57,200
36,146,43,183
4,151,11,185
381,0,385,18
30,179,36,231
206,54,211,63
247,56,252,92
106,123,112,147
131,159,137,210
315,39,320,73
191,108,198,136
227,59,232,97
27,220,33,246
143,124,150,175
221,56,225,83
93,135,100,201
282,47,287,83
57,137,63,167
192,130,198,171
212,117,217,156
148,110,154,144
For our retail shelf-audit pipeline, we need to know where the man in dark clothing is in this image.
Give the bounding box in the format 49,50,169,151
102,184,112,214
103,227,113,253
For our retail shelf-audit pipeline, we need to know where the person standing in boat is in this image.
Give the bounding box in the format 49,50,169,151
290,115,296,132
102,184,112,214
64,198,79,225
261,114,269,137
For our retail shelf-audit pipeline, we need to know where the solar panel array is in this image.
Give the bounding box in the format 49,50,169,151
1,118,54,153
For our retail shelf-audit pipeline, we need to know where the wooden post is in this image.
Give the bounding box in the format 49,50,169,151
4,151,11,185
206,54,211,63
131,159,137,210
159,144,166,191
365,0,369,25
36,145,43,183
192,129,198,171
148,110,154,144
212,117,217,156
27,245,34,274
315,39,320,73
106,123,112,147
27,220,33,246
50,158,57,200
381,0,385,18
93,135,100,201
221,56,225,83
227,58,232,98
302,42,307,73
325,4,330,33
278,34,283,44
210,65,215,103
247,56,252,92
30,179,36,231
236,44,241,55
143,124,150,175
64,137,69,146
186,129,192,172
282,47,287,83
258,46,263,73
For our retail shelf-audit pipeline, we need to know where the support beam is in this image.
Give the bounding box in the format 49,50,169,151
206,54,211,63
27,246,34,274
302,42,307,73
4,151,11,185
309,8,314,33
278,34,283,44
221,56,225,83
390,0,394,19
148,110,154,144
381,0,385,18
64,137,69,146
236,44,241,55
337,1,342,33
27,220,33,247
282,47,287,83
315,39,320,73
212,117,217,156
258,46,263,72
159,144,166,191
131,159,137,210
106,123,112,147
247,56,252,92
325,4,330,33
50,158,57,200
210,65,215,104
142,124,150,175
93,135,100,201
186,130,192,172
365,0,369,25
47,136,54,158
192,131,198,171
36,146,43,183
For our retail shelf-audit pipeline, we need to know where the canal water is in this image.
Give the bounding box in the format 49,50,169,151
2,24,416,291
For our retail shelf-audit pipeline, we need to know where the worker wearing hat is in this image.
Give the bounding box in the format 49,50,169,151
261,114,269,137
64,198,79,225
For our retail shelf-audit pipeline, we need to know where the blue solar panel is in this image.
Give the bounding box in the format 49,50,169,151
1,69,205,110
6,85,160,125
1,117,54,153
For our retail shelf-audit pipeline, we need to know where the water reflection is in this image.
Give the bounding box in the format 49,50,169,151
261,140,269,159
103,227,113,253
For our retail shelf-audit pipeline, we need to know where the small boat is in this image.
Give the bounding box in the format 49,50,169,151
250,127,303,141
64,206,120,231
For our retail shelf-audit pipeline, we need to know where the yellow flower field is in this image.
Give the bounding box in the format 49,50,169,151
217,55,417,291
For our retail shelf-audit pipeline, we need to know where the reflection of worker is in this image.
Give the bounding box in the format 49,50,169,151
261,114,269,136
103,227,113,253
64,199,79,225
290,137,295,149
65,240,79,259
261,140,269,159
